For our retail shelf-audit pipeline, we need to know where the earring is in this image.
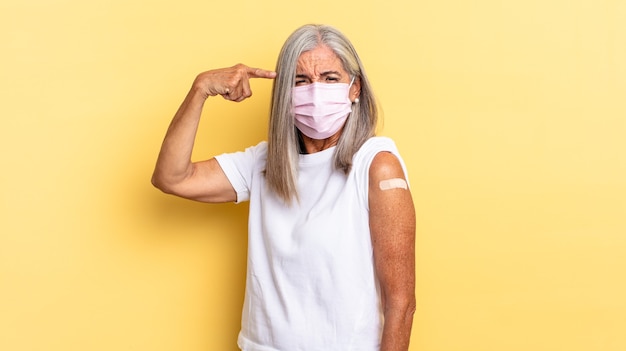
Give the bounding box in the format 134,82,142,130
353,98,360,104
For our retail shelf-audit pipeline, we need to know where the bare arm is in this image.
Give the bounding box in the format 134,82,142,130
369,152,416,351
151,64,276,202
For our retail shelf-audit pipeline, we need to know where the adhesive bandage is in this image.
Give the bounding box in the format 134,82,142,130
379,178,408,191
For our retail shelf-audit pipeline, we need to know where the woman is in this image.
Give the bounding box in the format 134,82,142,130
152,24,416,351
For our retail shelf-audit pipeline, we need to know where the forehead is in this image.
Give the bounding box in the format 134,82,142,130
296,45,346,75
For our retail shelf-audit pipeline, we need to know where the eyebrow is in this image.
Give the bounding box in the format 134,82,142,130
295,71,343,79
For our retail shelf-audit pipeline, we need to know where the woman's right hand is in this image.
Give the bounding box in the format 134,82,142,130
193,64,277,102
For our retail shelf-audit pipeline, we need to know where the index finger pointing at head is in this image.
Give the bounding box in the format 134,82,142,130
247,67,277,79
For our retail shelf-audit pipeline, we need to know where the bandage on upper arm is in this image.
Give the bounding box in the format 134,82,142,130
379,178,408,190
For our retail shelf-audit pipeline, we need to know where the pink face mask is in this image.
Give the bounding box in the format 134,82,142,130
292,78,354,140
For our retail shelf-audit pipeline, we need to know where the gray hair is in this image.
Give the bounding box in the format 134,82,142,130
265,24,379,204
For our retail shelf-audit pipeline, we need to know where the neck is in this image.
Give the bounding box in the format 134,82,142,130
300,128,343,154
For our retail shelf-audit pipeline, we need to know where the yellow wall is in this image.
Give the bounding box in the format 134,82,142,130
2,0,625,350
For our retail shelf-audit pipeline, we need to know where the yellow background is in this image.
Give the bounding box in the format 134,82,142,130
2,0,625,350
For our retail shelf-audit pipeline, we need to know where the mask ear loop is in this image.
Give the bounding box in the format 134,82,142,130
349,76,359,104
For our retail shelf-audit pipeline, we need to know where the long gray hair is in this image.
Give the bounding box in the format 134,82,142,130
265,24,379,204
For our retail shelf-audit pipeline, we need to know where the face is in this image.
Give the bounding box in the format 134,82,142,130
295,45,360,102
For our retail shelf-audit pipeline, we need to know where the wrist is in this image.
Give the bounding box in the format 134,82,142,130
189,82,210,102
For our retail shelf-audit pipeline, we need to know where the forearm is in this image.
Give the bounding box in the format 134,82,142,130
380,298,416,351
152,84,207,189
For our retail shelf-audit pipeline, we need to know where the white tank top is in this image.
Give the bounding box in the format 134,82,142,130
215,137,408,351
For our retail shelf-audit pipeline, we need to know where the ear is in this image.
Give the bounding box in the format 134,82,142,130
350,77,361,102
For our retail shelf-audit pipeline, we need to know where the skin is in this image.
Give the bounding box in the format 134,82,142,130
151,64,275,202
369,152,416,351
152,45,416,351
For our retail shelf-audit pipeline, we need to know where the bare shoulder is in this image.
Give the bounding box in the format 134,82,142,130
368,150,413,213
369,151,407,184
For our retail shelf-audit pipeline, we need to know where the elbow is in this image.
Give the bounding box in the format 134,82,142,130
151,172,175,195
151,174,166,193
151,164,196,197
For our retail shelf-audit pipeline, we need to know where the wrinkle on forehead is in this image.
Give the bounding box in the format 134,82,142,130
296,45,347,79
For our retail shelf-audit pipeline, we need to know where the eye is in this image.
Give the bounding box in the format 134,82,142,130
325,76,340,82
295,76,310,86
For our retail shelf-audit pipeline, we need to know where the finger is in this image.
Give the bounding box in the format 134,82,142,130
222,90,245,103
241,74,253,98
221,86,246,102
223,94,241,102
246,67,277,79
